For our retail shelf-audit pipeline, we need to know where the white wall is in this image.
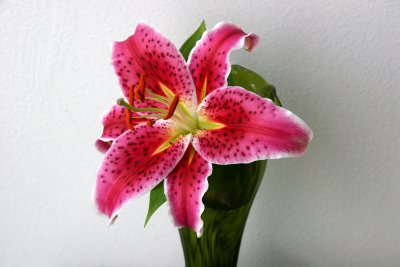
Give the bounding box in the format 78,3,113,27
1,0,399,266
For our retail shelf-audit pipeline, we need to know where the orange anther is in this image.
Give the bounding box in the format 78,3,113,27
163,95,180,120
125,108,133,130
146,119,155,126
135,73,146,102
128,84,135,105
124,84,135,130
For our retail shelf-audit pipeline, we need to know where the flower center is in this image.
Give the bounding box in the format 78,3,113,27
117,74,197,133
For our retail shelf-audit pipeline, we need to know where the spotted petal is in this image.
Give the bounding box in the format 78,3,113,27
192,87,312,164
95,121,191,218
95,139,112,154
165,147,211,237
112,23,197,110
188,23,259,102
99,104,128,141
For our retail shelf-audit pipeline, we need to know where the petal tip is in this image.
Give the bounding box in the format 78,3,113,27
108,215,118,226
95,139,112,154
195,226,204,238
244,33,260,52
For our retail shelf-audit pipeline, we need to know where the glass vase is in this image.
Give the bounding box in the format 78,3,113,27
179,160,267,267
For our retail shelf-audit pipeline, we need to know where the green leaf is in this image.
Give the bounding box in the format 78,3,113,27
179,20,207,61
144,21,207,226
228,64,282,106
144,181,166,227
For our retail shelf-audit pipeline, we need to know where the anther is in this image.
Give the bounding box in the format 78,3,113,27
124,85,135,131
125,108,134,130
146,119,155,126
135,73,146,102
128,84,135,105
163,95,180,120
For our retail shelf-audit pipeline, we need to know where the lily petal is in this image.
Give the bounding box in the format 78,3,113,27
112,23,197,109
95,139,112,154
95,121,191,218
100,104,128,141
165,147,211,237
192,87,312,164
188,23,259,102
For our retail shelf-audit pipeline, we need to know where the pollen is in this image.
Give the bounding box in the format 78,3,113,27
163,95,180,120
125,108,133,130
134,73,146,102
128,83,134,105
125,85,135,130
117,77,193,130
146,119,155,126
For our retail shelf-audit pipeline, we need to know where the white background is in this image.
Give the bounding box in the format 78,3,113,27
1,0,399,266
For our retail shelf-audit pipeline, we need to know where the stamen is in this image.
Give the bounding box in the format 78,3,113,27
124,85,135,130
132,118,148,126
125,108,133,130
163,95,180,120
134,88,141,102
146,119,155,126
128,84,134,105
116,78,196,130
117,98,166,113
134,73,146,102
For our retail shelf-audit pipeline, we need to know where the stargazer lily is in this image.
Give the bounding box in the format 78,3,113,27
94,22,312,236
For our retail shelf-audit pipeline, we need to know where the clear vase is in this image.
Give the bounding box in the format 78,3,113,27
179,160,267,267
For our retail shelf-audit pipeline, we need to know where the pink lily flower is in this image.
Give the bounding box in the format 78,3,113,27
95,22,312,236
